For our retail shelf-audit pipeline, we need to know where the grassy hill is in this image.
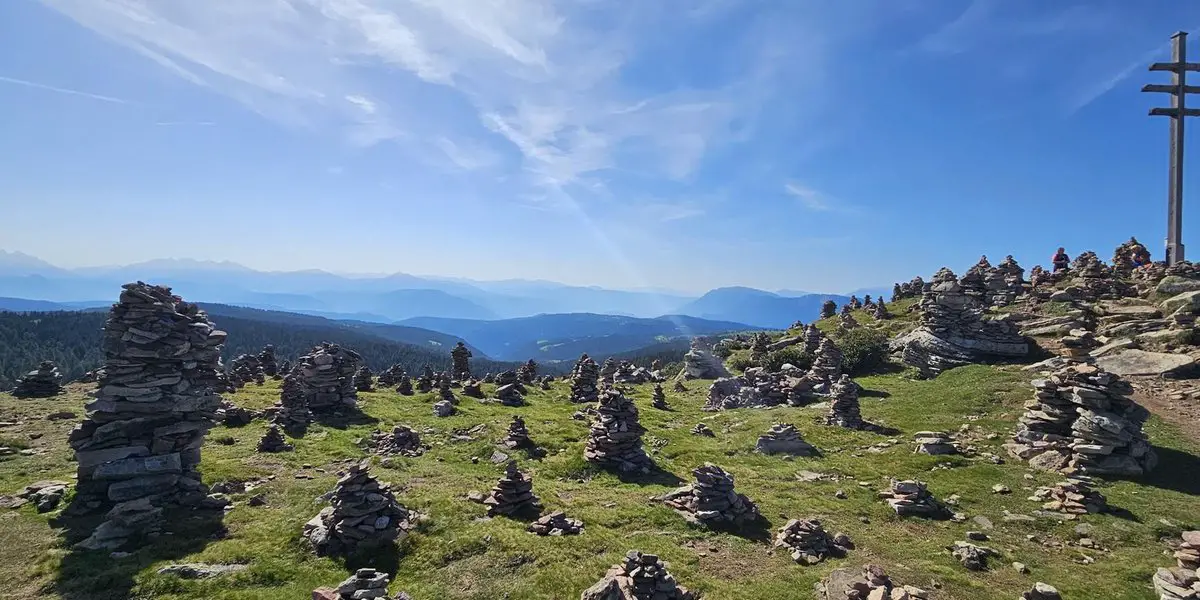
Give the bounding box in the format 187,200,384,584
2,358,1196,599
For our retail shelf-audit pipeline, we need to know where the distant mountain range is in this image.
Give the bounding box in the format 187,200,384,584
0,250,863,327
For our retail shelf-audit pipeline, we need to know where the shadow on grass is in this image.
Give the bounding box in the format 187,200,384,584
343,542,403,577
614,465,685,487
702,515,773,543
1118,446,1200,496
858,388,892,399
312,407,379,430
50,504,227,600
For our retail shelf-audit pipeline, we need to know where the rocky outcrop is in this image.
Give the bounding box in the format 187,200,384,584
676,339,730,380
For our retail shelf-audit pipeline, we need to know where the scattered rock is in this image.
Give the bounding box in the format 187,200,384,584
527,510,583,536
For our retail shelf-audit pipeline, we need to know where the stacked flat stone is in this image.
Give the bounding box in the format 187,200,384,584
825,374,863,429
750,332,771,363
660,463,760,528
461,380,484,398
517,359,538,384
870,301,890,320
773,518,852,565
959,256,992,302
376,365,402,388
1176,531,1200,571
68,282,226,551
580,550,694,600
863,295,875,307
756,423,818,456
879,480,949,518
703,370,812,411
297,343,361,415
913,431,958,455
894,267,1029,377
803,324,825,354
371,424,425,457
892,283,904,302
821,300,837,319
651,384,669,410
217,399,256,426
612,361,657,385
354,366,375,392
691,423,714,437
992,255,1026,305
230,353,264,387
676,339,731,380
316,568,395,600
436,373,458,405
302,462,416,556
1071,251,1136,299
837,311,860,333
11,360,64,398
502,415,533,449
1029,265,1051,289
278,359,293,377
584,387,652,473
258,345,280,378
494,370,525,406
527,511,583,536
848,295,862,310
1006,362,1156,477
273,371,311,434
1154,532,1200,600
450,342,472,380
396,374,413,396
1022,583,1063,600
415,365,434,393
816,564,930,600
1028,478,1108,514
807,338,844,388
570,354,602,403
484,461,542,517
600,357,618,381
257,424,293,452
839,303,853,316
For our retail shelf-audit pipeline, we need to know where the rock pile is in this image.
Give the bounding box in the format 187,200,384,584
371,424,426,457
15,480,69,513
273,371,311,434
416,366,434,394
893,267,1029,377
773,518,852,565
584,388,652,473
837,311,860,333
436,373,458,405
483,461,542,517
825,374,863,429
297,343,361,415
913,431,958,455
461,380,483,399
257,424,293,452
991,255,1026,305
570,354,602,404
376,365,403,388
396,374,414,396
804,323,825,354
451,342,472,380
870,301,891,320
816,564,930,600
651,384,669,410
959,256,992,302
848,295,862,310
229,353,264,387
517,359,538,384
502,415,533,449
527,511,583,536
755,423,818,456
217,399,257,426
494,370,526,406
703,369,813,411
1153,531,1200,600
807,338,844,389
949,540,998,571
676,339,731,380
68,282,226,551
11,360,64,398
611,361,659,385
879,480,949,518
354,366,374,392
258,345,280,378
1007,362,1157,477
580,550,694,600
302,462,417,556
312,568,400,600
659,463,760,528
1029,478,1108,515
600,357,618,381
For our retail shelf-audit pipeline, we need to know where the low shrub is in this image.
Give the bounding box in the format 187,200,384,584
835,328,889,375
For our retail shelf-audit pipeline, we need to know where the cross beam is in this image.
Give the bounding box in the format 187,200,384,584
1143,31,1200,265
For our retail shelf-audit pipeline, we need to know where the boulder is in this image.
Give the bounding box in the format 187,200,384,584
1095,349,1195,376
1156,276,1200,295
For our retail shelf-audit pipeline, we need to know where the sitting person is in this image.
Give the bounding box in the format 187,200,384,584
1052,247,1070,272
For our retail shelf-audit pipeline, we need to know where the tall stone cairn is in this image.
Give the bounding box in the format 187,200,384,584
257,424,293,452
584,387,652,473
437,372,458,405
807,338,843,388
12,360,64,398
258,344,280,378
298,343,361,414
273,371,311,433
415,365,434,393
517,359,538,384
1153,531,1200,600
450,341,472,380
600,357,618,381
825,374,863,429
396,374,414,396
376,364,402,388
68,282,226,550
892,283,904,302
354,366,375,393
502,415,533,449
580,550,694,600
651,384,669,410
484,461,542,517
863,294,874,307
959,256,992,303
803,323,825,355
992,255,1025,305
870,301,890,320
659,463,760,528
494,370,525,406
302,462,417,557
750,332,771,363
570,354,601,403
1006,362,1157,477
278,359,293,377
847,295,862,310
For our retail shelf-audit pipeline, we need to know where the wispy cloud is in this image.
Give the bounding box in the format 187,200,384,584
0,74,132,105
154,120,216,126
1067,28,1200,115
784,182,837,212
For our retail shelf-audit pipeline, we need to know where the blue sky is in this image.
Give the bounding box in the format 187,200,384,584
1,0,1198,294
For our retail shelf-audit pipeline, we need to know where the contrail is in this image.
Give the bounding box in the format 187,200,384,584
0,75,132,105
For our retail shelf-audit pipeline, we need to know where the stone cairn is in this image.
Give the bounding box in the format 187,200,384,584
483,461,542,517
584,387,652,473
354,366,375,392
273,371,311,434
848,295,862,310
959,256,992,303
580,550,694,600
502,415,534,449
396,373,414,396
312,568,405,600
1029,478,1109,515
298,343,361,415
436,373,458,405
1021,583,1063,600
11,360,64,398
370,424,426,457
660,464,760,528
892,283,904,302
415,365,434,393
756,423,818,456
651,384,669,410
774,518,853,565
68,282,226,551
870,301,890,320
837,311,860,333
991,255,1026,305
570,354,602,403
376,365,402,388
823,375,865,430
863,294,874,307
704,368,814,411
450,341,472,380
816,564,930,600
228,354,263,388
600,357,618,381
676,339,731,380
527,511,583,536
879,480,950,518
303,462,417,557
673,381,687,393
461,379,484,399
1154,531,1200,600
258,345,280,378
1113,237,1151,275
494,370,526,406
217,399,257,426
257,424,293,452
612,361,658,385
893,267,1029,377
913,431,958,455
750,332,771,363
807,338,844,390
517,359,538,384
278,359,293,376
803,323,825,354
1006,362,1156,477
691,423,714,437
839,302,854,315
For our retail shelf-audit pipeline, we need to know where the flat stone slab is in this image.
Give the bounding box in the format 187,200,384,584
1157,276,1200,295
1096,349,1196,376
1099,303,1161,318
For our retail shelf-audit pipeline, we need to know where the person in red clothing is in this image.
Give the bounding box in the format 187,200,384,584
1052,247,1070,272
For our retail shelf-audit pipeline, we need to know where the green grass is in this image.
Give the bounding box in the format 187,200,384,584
1,366,1197,600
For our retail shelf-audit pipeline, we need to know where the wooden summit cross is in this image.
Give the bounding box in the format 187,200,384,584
1143,31,1200,265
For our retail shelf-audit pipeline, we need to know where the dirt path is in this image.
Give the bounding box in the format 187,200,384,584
1131,378,1200,446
